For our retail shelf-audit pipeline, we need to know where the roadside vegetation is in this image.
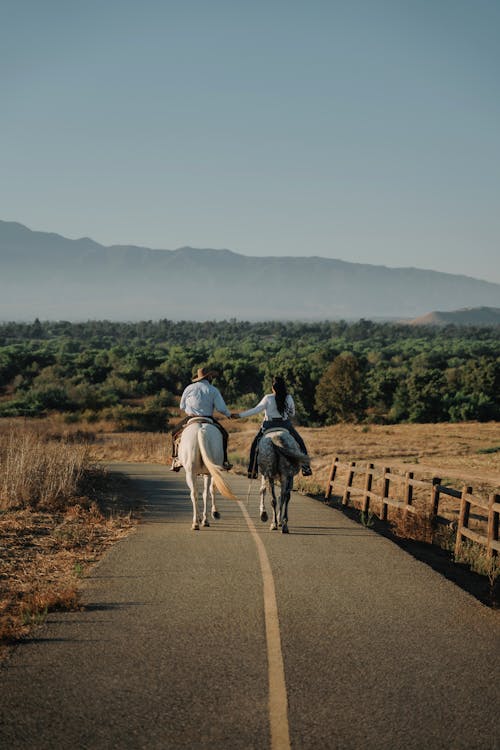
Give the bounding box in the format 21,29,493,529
0,425,139,652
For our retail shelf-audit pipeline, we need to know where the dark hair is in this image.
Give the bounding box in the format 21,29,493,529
272,376,288,417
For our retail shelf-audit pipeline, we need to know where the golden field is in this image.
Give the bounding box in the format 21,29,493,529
4,415,496,492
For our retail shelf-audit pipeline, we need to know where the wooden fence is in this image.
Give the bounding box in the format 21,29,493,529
325,456,500,558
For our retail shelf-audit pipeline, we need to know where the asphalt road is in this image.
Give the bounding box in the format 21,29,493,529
1,463,499,750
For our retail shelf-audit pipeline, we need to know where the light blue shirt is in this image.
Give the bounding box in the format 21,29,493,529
180,379,231,418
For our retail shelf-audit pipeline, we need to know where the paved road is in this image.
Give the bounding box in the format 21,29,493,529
1,463,499,750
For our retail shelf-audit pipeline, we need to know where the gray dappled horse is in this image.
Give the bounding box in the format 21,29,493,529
257,428,310,534
178,418,237,530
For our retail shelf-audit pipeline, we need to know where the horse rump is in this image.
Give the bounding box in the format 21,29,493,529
263,429,310,468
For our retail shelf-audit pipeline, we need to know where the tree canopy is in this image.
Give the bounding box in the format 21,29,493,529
0,319,498,428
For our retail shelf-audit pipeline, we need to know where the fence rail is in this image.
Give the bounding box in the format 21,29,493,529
325,456,500,557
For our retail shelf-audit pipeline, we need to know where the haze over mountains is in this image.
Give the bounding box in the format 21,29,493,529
1,221,499,322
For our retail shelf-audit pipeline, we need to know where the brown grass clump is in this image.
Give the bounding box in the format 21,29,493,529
0,423,140,655
92,430,168,464
0,428,91,511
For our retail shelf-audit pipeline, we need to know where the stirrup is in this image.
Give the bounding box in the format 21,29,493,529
223,461,233,471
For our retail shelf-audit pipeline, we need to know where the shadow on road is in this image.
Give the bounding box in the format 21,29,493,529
319,493,499,607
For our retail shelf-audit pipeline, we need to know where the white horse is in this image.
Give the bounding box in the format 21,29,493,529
257,429,310,534
178,417,237,530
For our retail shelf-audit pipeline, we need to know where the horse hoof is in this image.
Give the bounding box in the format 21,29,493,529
202,519,210,527
281,524,289,534
260,511,268,522
212,511,220,520
192,523,200,531
270,523,278,531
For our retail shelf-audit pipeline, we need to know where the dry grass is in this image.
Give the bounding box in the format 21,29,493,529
299,421,500,483
0,421,140,654
1,417,499,622
7,416,498,485
227,420,500,495
18,415,495,498
302,422,499,539
0,417,169,466
0,429,91,511
7,415,495,506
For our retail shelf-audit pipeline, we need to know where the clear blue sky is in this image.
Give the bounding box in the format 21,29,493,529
1,0,499,282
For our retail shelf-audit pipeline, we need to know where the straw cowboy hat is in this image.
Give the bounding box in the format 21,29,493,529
192,366,219,382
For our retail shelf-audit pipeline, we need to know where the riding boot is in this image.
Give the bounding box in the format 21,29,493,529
247,432,261,478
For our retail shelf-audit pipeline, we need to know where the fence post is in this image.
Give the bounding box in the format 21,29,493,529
455,485,473,558
430,477,441,524
487,493,499,558
362,463,374,513
429,477,442,545
325,456,339,500
342,461,356,506
403,471,414,527
380,467,391,521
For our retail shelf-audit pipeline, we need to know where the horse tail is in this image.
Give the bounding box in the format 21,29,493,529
197,430,238,501
269,432,310,467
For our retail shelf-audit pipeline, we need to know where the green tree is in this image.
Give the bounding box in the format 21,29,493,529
406,368,447,422
315,353,364,423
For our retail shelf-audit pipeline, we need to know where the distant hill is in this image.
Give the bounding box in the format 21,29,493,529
1,220,500,321
407,307,500,327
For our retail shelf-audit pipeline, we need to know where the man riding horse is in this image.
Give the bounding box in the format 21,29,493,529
171,366,233,471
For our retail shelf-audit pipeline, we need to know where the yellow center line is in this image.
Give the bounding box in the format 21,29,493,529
238,500,291,750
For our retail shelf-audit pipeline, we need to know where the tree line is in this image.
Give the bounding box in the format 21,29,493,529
0,319,498,429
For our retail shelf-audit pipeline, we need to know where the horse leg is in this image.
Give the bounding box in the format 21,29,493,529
202,475,210,527
280,476,292,534
210,478,220,519
269,478,279,531
185,469,200,530
259,476,268,522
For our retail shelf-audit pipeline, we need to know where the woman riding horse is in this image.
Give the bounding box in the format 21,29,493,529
235,376,312,478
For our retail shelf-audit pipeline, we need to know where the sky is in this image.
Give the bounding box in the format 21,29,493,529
1,0,499,283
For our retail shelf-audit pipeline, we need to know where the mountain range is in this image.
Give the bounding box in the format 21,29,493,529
1,220,499,322
407,307,500,326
